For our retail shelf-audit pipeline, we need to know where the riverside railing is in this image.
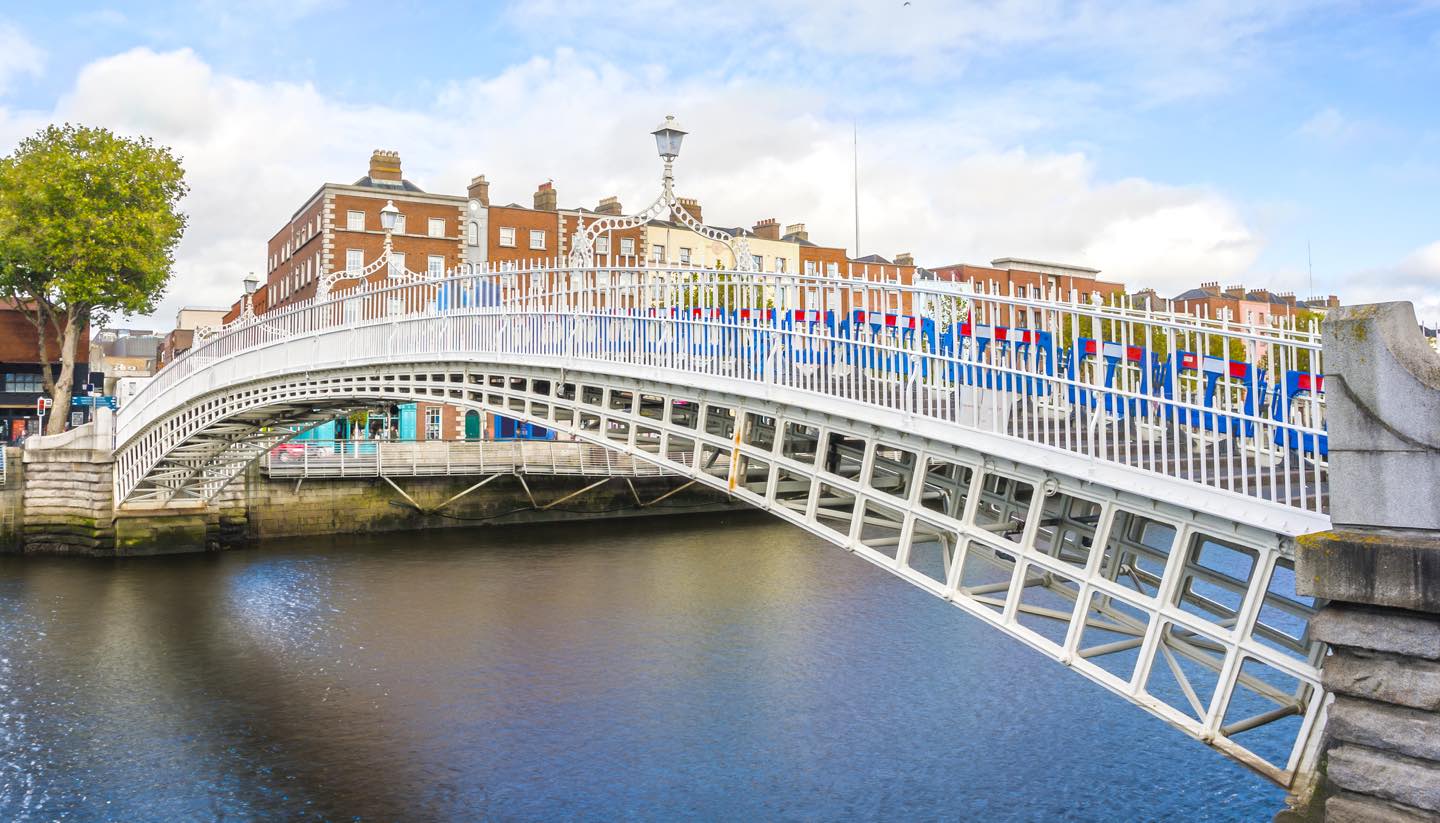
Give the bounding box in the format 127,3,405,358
264,438,686,479
122,260,1328,516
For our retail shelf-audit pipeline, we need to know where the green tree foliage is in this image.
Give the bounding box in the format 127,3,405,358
0,124,187,433
674,271,772,310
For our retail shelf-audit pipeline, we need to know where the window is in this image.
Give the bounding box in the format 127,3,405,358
428,217,445,238
499,227,517,247
804,261,817,275
5,373,43,393
346,210,364,231
679,247,691,264
393,214,406,235
620,237,636,256
651,244,665,262
752,254,763,271
826,262,839,276
428,255,445,277
529,229,546,250
425,407,442,440
346,248,363,272
467,222,479,246
776,258,787,273
391,252,406,273
595,236,610,254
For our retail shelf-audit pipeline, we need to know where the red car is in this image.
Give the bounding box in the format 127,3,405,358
270,442,308,463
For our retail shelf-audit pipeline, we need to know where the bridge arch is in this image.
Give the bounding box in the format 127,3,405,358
113,265,1333,791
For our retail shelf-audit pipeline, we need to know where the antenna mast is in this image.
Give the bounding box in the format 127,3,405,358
1307,240,1314,298
853,121,860,256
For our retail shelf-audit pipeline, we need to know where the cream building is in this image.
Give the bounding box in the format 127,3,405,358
642,199,800,274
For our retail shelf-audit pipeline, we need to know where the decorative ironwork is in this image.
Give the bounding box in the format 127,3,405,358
569,119,755,271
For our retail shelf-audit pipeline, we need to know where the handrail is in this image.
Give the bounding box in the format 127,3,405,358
117,262,1328,514
263,439,688,479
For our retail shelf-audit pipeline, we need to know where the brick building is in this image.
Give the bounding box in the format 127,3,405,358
159,307,228,367
230,150,469,321
0,301,92,442
224,151,471,440
923,257,1126,329
1169,283,1336,324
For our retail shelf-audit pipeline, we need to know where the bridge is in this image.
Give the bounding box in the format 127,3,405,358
107,256,1337,796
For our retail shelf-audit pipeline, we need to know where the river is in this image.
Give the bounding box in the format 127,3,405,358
0,513,1283,821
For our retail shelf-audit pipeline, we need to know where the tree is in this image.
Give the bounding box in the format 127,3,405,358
0,124,187,433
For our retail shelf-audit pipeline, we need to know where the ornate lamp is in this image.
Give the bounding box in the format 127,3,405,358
569,116,752,271
651,116,687,162
379,200,400,232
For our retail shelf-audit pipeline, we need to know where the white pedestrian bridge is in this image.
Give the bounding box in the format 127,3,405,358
113,263,1332,791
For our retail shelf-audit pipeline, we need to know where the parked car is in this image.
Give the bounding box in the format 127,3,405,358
270,442,308,463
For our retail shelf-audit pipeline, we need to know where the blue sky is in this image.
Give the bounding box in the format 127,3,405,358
1,1,1437,322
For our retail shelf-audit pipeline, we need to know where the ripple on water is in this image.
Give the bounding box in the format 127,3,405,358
0,517,1285,821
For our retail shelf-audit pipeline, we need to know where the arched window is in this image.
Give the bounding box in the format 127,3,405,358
467,221,479,246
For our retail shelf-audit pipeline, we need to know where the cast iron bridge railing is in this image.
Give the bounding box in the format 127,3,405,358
110,262,1333,793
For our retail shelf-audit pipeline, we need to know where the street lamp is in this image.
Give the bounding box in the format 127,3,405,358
379,200,400,274
651,115,687,162
567,115,752,271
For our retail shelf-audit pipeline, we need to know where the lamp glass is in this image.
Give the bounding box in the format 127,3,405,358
380,200,400,231
651,116,687,160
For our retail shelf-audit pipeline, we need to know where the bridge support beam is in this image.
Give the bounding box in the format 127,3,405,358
1290,302,1440,822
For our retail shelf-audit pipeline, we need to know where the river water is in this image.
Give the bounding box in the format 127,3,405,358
0,513,1283,821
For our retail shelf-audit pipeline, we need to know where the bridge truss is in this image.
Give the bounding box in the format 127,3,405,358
113,263,1332,789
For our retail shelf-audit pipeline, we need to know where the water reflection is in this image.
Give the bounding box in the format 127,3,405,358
1,513,1282,820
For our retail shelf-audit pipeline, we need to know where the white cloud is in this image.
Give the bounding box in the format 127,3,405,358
1345,241,1440,321
1298,107,1375,144
15,45,1266,325
507,0,1328,103
0,22,44,96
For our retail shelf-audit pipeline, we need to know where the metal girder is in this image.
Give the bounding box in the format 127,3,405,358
111,360,1325,789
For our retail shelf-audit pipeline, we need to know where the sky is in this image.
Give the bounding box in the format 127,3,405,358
0,0,1437,326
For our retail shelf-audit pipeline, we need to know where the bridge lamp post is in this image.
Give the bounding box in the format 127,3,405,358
651,115,687,185
379,199,400,265
568,115,752,273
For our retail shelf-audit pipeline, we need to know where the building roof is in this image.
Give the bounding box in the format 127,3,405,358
781,233,818,247
1172,287,1218,301
990,257,1101,275
852,254,893,265
351,175,426,193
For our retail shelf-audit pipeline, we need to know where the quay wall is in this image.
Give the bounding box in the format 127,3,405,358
232,463,739,543
4,440,738,556
1,448,21,552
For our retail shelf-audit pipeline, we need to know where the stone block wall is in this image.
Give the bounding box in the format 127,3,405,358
1289,302,1440,821
1307,603,1440,821
21,448,115,555
237,465,738,542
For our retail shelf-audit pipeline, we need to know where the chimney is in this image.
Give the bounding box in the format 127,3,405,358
1200,281,1221,295
895,252,915,267
753,218,780,240
1223,284,1246,299
785,223,808,241
533,181,557,211
1278,291,1297,306
676,197,702,223
369,150,402,183
467,175,490,207
596,196,623,216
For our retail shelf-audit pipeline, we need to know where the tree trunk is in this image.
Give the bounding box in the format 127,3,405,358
44,308,84,436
